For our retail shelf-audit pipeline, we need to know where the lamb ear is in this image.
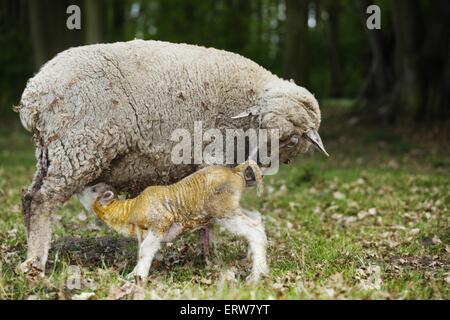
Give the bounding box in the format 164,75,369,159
100,190,115,206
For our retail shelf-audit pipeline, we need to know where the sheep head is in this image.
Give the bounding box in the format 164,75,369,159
233,80,328,164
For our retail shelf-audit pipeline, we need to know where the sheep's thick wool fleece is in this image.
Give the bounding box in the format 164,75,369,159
18,40,318,195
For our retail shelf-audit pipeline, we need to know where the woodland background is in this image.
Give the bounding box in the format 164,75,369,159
0,0,448,300
1,0,450,122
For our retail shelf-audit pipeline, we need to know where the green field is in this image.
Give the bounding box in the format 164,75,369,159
0,106,449,299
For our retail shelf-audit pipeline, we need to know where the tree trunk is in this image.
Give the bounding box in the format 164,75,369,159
225,0,251,53
28,0,85,69
111,0,126,41
324,0,342,97
420,0,450,121
356,0,419,123
390,0,423,122
85,0,103,44
28,0,46,68
355,0,393,112
357,0,450,123
283,0,309,86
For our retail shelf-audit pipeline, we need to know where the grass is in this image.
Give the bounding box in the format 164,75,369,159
0,106,449,300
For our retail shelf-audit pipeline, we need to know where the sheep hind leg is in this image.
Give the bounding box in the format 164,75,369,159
200,225,213,264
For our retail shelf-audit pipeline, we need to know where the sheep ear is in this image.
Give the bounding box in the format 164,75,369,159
231,105,263,119
303,130,329,157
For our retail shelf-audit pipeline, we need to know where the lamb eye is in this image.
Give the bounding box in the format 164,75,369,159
92,186,97,193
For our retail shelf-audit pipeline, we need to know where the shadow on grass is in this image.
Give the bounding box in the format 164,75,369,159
48,236,137,272
47,235,209,273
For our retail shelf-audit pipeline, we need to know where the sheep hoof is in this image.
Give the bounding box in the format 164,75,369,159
16,259,45,279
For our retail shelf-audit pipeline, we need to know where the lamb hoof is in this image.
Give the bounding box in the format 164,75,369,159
125,268,136,280
17,259,45,279
134,275,146,287
132,286,145,300
246,269,269,284
245,273,261,284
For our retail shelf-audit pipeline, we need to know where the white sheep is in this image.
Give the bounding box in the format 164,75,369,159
16,39,326,277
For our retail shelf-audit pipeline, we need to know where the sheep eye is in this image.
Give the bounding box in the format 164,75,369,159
287,135,299,147
92,186,97,193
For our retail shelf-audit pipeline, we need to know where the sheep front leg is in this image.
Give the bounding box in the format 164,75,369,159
19,138,102,278
19,180,65,278
134,231,163,285
19,174,76,278
19,200,53,278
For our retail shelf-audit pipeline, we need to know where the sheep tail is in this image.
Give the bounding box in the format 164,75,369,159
233,160,263,196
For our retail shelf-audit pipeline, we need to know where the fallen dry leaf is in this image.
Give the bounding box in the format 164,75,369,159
66,265,82,290
357,265,382,290
107,282,134,300
323,288,335,298
271,282,285,292
77,211,87,221
333,191,345,200
72,292,95,300
132,286,147,300
432,235,442,245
